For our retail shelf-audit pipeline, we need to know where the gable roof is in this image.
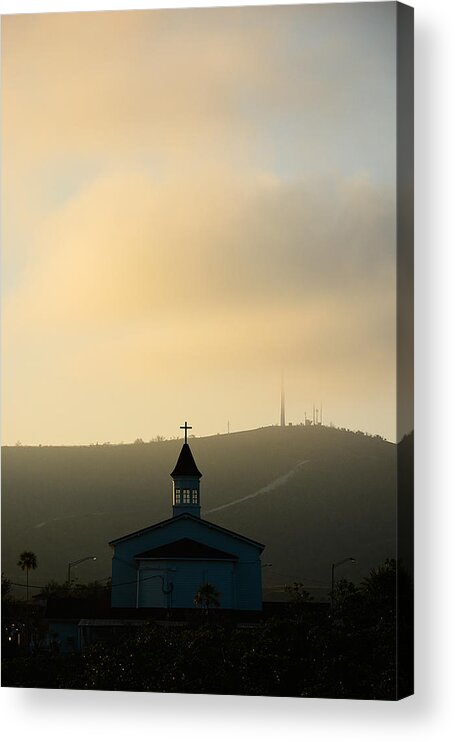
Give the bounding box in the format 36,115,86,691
109,513,264,550
135,538,238,561
170,442,202,478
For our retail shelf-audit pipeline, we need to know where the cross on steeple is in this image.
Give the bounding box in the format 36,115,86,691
180,421,192,444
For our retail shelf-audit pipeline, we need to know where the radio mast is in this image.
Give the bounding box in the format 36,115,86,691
280,371,286,427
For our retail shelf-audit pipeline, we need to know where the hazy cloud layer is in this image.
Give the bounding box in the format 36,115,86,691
2,5,397,443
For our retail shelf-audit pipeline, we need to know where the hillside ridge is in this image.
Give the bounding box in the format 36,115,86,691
2,425,397,601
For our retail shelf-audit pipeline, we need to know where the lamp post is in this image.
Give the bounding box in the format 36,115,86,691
67,556,97,587
330,557,356,613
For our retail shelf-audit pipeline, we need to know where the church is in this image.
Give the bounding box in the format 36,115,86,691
109,424,265,611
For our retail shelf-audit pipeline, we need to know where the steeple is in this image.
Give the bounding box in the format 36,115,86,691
171,422,202,518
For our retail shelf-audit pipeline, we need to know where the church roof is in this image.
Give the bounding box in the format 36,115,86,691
171,442,202,478
134,538,238,561
109,513,264,550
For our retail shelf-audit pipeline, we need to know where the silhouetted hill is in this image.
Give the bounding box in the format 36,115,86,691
1,426,397,601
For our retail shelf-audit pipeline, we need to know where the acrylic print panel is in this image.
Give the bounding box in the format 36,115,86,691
1,2,413,699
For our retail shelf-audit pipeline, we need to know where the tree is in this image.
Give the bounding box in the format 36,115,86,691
40,580,70,598
284,581,314,604
17,551,38,601
2,572,12,601
38,579,109,601
361,558,398,606
193,582,221,612
330,577,360,620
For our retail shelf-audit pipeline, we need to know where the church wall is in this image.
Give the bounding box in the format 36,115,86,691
138,559,236,609
111,516,263,610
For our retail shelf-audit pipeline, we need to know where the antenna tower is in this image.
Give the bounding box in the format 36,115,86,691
280,371,286,427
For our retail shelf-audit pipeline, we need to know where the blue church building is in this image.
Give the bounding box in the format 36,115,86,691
109,424,265,611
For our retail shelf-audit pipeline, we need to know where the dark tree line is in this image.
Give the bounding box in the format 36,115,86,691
2,559,412,700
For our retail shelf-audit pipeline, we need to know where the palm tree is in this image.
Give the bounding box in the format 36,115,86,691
193,582,221,615
17,551,38,601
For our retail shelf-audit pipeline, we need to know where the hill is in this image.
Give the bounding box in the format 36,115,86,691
1,426,397,601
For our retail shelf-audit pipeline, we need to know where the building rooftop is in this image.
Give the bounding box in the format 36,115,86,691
135,537,238,561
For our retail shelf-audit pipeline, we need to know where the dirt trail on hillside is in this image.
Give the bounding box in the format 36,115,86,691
203,459,309,514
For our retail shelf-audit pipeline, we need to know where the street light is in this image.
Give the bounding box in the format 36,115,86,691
330,556,356,613
67,556,97,587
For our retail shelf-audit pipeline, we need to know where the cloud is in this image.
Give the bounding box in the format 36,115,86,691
1,5,398,443
5,166,394,328
4,165,395,444
2,4,395,181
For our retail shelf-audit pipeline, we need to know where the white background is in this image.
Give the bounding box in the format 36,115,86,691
1,0,454,740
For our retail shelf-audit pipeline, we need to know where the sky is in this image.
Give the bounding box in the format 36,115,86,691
1,3,399,445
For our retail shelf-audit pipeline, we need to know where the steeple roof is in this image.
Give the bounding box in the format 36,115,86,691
171,442,202,478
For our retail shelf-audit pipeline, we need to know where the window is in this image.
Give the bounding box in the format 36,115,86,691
192,489,198,503
175,488,181,504
183,489,191,504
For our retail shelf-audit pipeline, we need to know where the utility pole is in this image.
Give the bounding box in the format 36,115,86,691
280,370,286,427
